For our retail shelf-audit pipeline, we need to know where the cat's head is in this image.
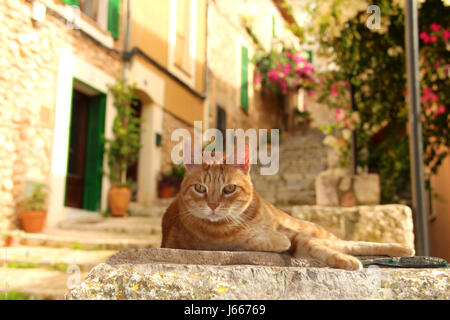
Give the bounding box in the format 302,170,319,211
179,146,253,223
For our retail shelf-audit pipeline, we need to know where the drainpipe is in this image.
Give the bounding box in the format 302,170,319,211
404,0,430,256
122,0,132,79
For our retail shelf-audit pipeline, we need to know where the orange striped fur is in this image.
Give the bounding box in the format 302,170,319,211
161,151,414,270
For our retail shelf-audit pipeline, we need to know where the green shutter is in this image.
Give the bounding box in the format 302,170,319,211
108,0,121,40
241,46,249,112
83,95,106,212
305,50,313,63
62,0,80,6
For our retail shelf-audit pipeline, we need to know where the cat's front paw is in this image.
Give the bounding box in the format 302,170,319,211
388,244,415,257
271,232,291,253
327,253,363,271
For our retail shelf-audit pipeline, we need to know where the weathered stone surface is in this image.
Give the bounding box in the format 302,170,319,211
250,129,328,206
315,173,340,206
67,248,450,300
353,174,381,205
291,205,415,247
315,169,381,206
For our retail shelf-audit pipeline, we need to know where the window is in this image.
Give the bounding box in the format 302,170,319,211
62,0,119,39
175,0,192,75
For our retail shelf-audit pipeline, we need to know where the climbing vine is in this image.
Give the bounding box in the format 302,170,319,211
309,0,449,202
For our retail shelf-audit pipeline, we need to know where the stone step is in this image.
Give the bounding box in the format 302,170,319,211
0,267,89,300
128,199,174,217
0,245,116,272
58,216,162,235
16,229,162,250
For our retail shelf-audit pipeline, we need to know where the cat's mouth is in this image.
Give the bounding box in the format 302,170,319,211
207,212,223,222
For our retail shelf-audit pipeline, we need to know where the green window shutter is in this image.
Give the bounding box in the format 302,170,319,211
240,46,249,112
305,50,313,63
62,0,80,6
83,95,106,212
108,0,121,40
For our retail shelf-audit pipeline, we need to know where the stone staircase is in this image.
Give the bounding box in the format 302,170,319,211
0,198,174,299
251,128,328,206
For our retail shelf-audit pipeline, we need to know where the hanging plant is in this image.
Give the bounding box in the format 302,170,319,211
253,46,318,96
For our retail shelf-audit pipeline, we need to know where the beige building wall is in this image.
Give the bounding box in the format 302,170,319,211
206,0,308,133
129,0,207,126
429,153,450,261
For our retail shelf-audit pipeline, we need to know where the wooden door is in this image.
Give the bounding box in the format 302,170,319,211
65,90,90,209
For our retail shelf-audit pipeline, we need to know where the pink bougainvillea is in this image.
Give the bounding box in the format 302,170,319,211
253,46,317,95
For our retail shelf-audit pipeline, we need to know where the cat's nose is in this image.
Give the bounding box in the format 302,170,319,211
208,203,218,210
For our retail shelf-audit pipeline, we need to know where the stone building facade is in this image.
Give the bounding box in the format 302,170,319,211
0,0,123,231
206,0,300,132
0,0,332,234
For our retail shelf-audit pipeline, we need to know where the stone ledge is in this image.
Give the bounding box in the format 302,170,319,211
291,205,415,247
67,249,450,300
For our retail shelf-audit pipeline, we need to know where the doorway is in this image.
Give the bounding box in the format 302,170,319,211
65,81,106,212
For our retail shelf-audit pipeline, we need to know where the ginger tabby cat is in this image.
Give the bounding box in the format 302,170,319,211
161,147,414,270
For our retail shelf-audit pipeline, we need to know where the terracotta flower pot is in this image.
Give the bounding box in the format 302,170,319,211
159,185,175,198
19,210,47,233
5,236,15,246
108,186,131,217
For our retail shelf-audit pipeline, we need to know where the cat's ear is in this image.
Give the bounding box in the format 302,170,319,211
183,139,198,172
234,145,251,174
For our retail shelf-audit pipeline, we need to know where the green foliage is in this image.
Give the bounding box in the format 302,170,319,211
71,241,84,250
50,263,69,272
103,79,142,186
170,164,186,180
0,291,31,300
17,183,48,212
7,261,41,269
315,0,449,202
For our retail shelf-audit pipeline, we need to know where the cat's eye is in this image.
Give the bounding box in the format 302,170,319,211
194,184,207,193
223,184,237,194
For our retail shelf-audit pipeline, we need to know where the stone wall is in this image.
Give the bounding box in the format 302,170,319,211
251,129,328,205
315,169,381,207
0,0,122,231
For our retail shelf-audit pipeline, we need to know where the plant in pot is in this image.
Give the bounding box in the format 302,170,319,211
158,164,186,198
103,79,141,217
17,183,48,233
294,109,312,130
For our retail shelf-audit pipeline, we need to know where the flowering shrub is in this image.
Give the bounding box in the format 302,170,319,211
419,22,450,176
312,0,449,202
253,47,317,95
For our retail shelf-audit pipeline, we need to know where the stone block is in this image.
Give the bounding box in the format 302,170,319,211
315,171,339,206
291,205,414,247
353,174,380,205
67,248,450,300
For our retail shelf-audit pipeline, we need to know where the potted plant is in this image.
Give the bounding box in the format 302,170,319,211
294,109,312,131
103,79,141,217
158,164,185,198
17,183,48,233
